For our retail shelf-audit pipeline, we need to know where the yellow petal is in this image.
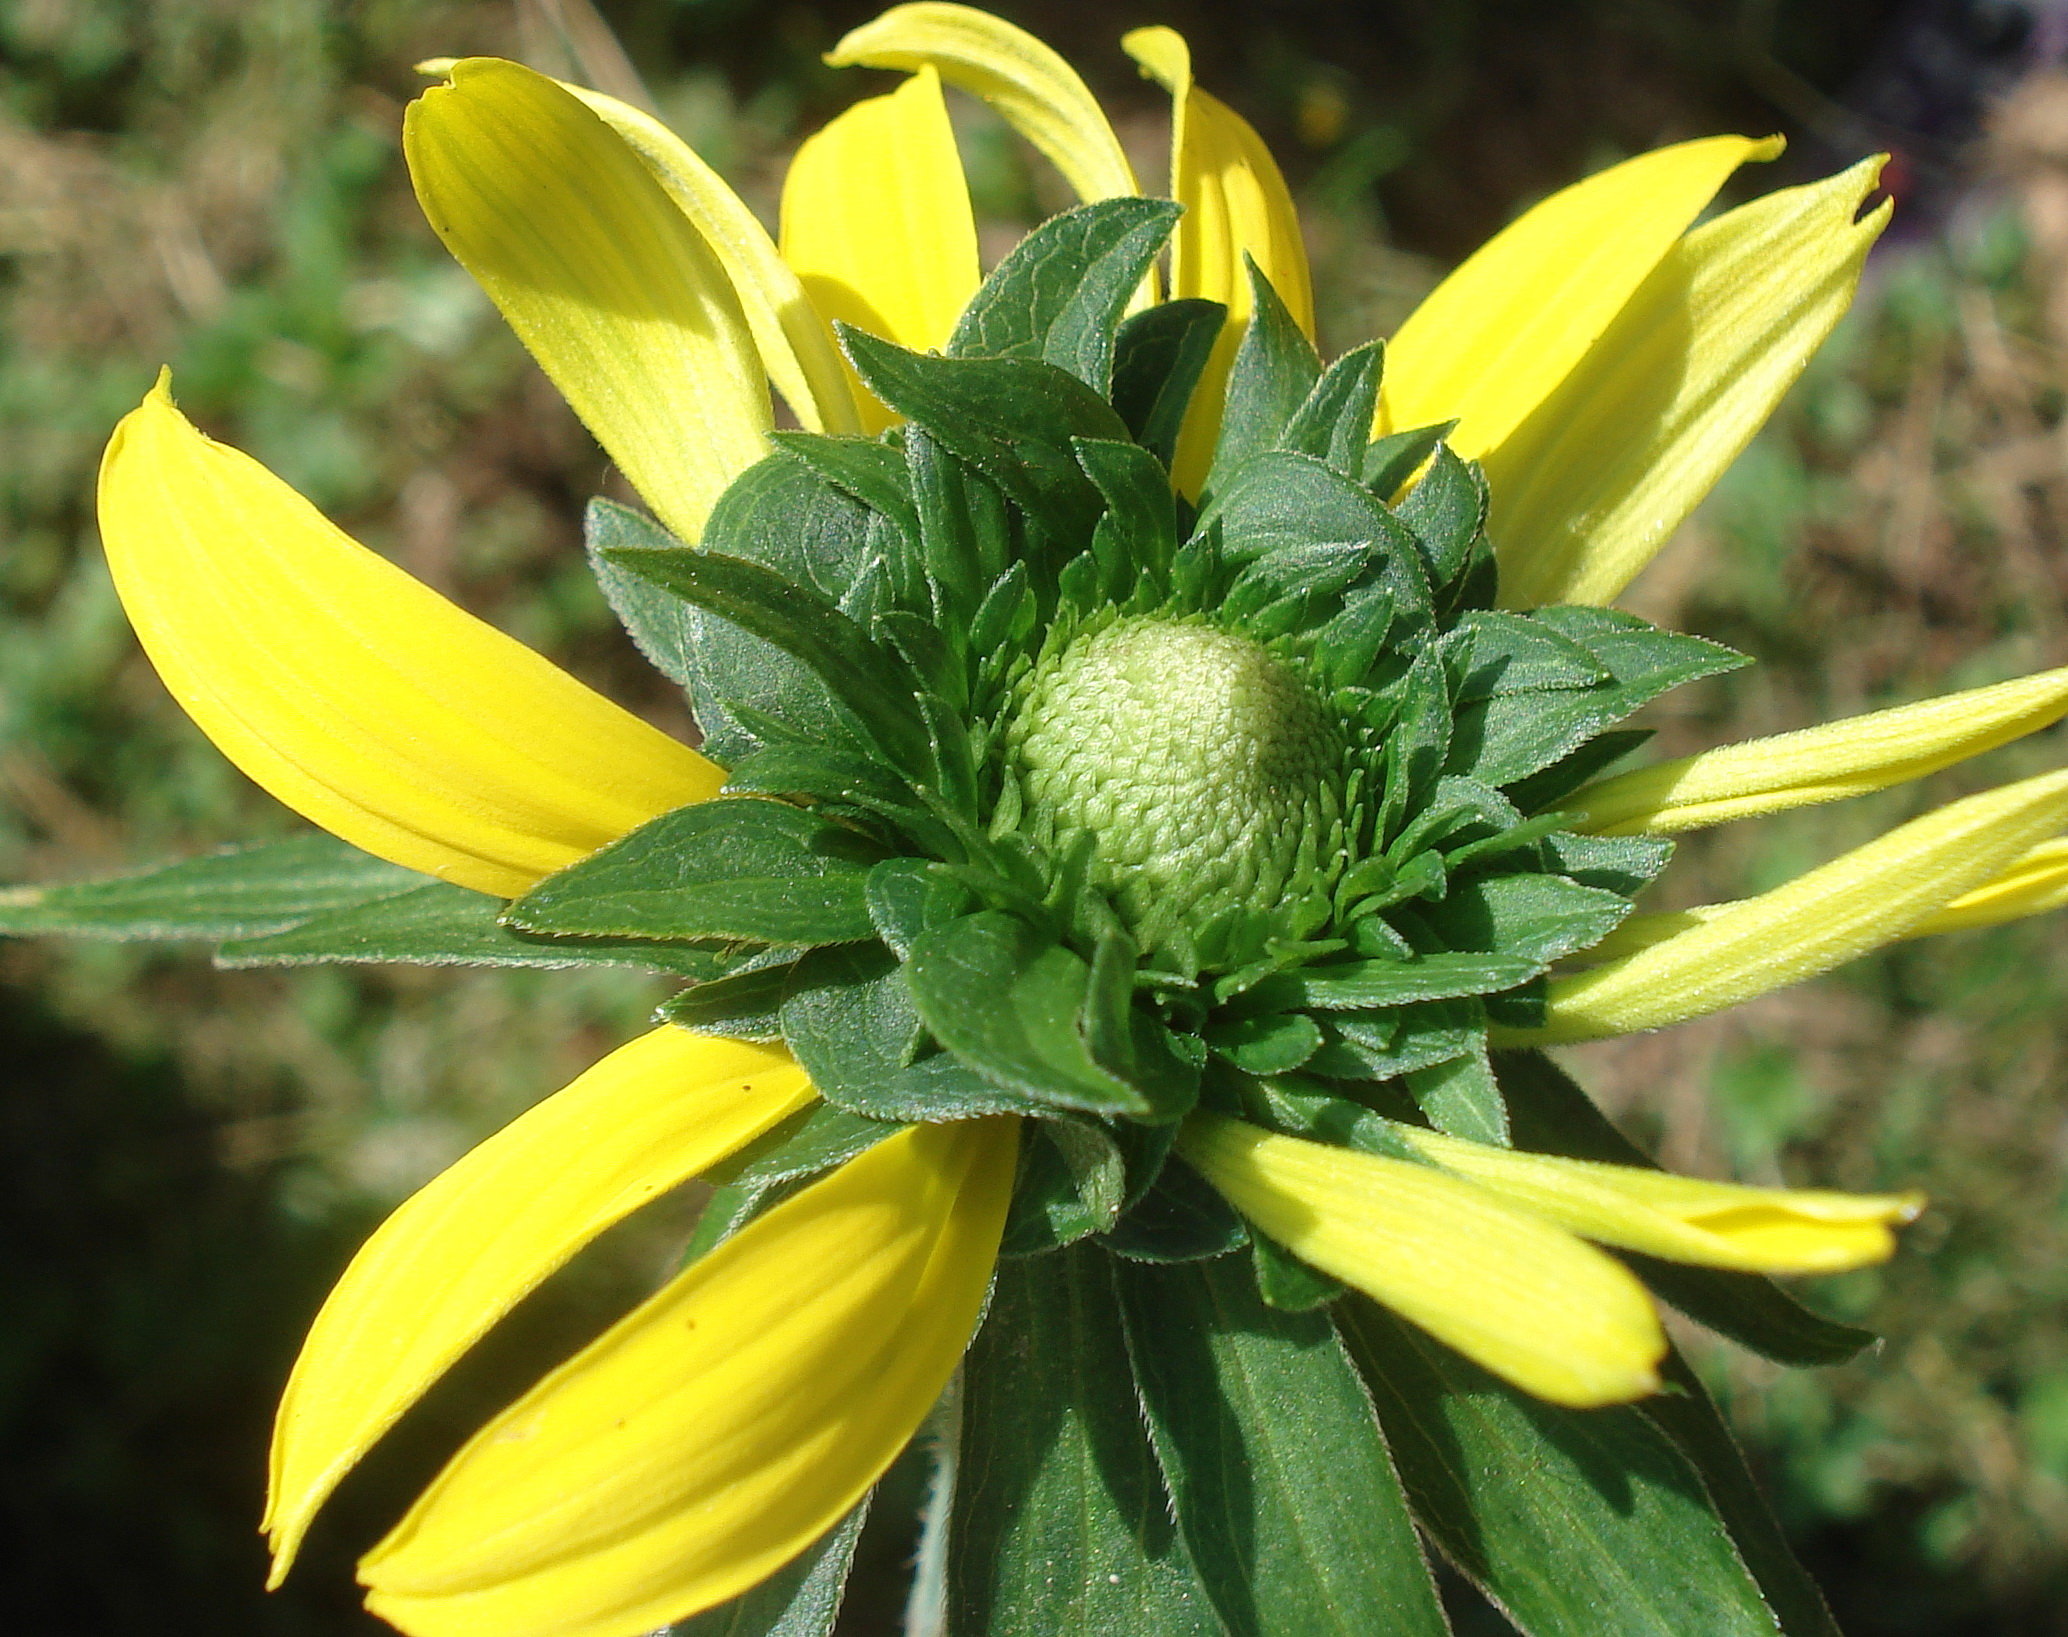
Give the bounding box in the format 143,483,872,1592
1380,135,1778,463
97,377,720,898
358,1118,1018,1637
1566,665,2068,835
1179,1113,1663,1408
264,1029,812,1584
1123,26,1313,496
826,3,1137,203
780,65,980,433
563,85,861,436
405,58,771,545
1586,835,2068,963
1490,156,1889,609
1518,768,2068,1043
1393,1125,1921,1275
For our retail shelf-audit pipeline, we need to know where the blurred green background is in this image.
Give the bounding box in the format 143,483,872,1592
5,0,2068,1631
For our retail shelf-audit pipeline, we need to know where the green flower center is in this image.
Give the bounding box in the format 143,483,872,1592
1007,617,1343,932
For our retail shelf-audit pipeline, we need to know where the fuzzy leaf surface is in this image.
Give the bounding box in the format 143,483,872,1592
1111,298,1225,469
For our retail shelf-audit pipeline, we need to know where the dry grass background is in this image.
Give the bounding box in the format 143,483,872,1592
5,1,2068,1631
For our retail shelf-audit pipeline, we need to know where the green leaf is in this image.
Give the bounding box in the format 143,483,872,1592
907,426,1011,629
1203,1011,1324,1075
684,1102,907,1262
216,882,738,976
1420,871,1631,968
1305,999,1484,1081
721,742,911,810
1339,1297,1780,1637
1640,1347,1843,1637
1277,340,1384,478
1279,951,1541,1010
1247,1229,1348,1312
661,1501,868,1637
1116,1256,1446,1637
1206,258,1322,492
949,196,1182,393
1504,727,1652,815
0,834,424,942
1493,1051,1875,1365
1110,298,1225,470
1074,437,1179,585
842,329,1130,544
949,1245,1220,1637
1102,1156,1251,1263
779,942,1046,1121
507,798,883,946
1452,610,1612,694
907,912,1181,1120
1536,831,1674,896
658,958,795,1037
770,432,920,544
1000,1116,1128,1255
603,544,929,775
1405,1047,1508,1145
1395,446,1487,588
1362,420,1455,497
585,497,699,692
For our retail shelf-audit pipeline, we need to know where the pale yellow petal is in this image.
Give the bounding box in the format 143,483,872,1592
264,1030,812,1583
1180,1114,1663,1408
405,58,771,545
1394,1125,1921,1275
1585,834,2068,963
780,65,980,432
827,3,1137,203
1491,157,1889,608
1567,665,2068,835
1380,135,1779,463
1124,26,1312,496
1518,768,2068,1043
564,85,861,436
359,1119,1019,1637
97,378,721,899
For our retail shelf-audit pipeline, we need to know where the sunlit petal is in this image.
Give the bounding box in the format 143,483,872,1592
405,58,771,544
827,3,1137,204
1518,768,2068,1043
1393,1125,1921,1274
781,65,980,432
264,1030,812,1583
1180,1113,1663,1408
565,85,861,436
1567,664,2068,835
1491,156,1889,608
1381,135,1778,463
97,377,721,899
358,1118,1018,1637
1124,26,1312,495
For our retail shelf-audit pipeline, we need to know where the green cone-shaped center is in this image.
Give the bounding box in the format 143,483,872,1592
1007,617,1342,931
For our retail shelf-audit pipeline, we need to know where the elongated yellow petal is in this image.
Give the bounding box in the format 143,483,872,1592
1567,665,2068,835
359,1118,1019,1637
97,378,720,898
1491,156,1889,608
264,1030,812,1584
827,3,1137,203
1380,136,1777,462
564,85,860,436
1180,1113,1663,1407
405,58,771,544
1393,1125,1921,1274
1519,769,2068,1044
1585,835,2068,963
1124,26,1313,496
781,66,979,433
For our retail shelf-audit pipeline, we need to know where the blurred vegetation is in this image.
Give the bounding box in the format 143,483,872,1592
4,0,2068,1632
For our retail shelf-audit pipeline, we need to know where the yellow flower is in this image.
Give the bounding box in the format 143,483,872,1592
83,5,2068,1633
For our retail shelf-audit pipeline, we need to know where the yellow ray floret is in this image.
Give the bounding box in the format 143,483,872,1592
405,58,771,545
1179,1113,1664,1408
96,376,721,898
358,1118,1019,1637
1391,1125,1921,1274
1518,768,2068,1043
1124,25,1313,497
265,1030,814,1583
566,85,861,436
781,65,980,432
1566,664,2068,835
1380,135,1779,467
827,3,1138,204
1586,836,2068,963
1491,155,1889,609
